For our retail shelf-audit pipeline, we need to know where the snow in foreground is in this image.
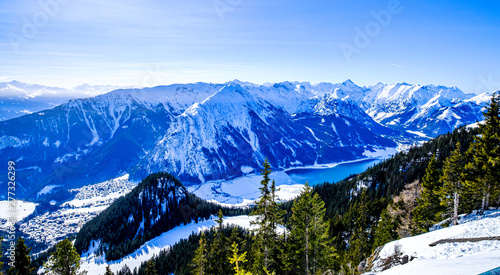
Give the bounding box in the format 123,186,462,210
80,215,260,275
370,210,500,275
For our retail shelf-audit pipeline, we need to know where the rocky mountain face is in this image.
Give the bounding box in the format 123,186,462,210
362,82,490,136
0,80,489,200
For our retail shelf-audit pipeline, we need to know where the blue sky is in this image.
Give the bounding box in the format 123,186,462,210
1,0,499,93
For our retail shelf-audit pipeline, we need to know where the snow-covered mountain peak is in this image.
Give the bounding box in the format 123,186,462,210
182,84,264,119
100,83,223,114
465,92,492,105
362,82,487,136
329,79,367,102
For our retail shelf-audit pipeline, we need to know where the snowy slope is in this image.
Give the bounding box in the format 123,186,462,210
80,215,259,275
367,210,500,275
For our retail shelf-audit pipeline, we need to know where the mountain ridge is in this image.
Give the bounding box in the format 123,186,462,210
0,80,489,200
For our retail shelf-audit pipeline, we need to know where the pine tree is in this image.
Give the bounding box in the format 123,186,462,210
229,226,249,268
191,233,208,275
144,260,156,275
268,179,286,271
43,239,87,275
413,155,444,231
269,180,285,233
104,266,114,275
228,242,252,275
439,142,465,225
465,92,500,210
286,183,336,275
8,237,35,275
372,209,399,249
229,227,243,250
250,158,278,273
346,190,372,266
208,209,231,274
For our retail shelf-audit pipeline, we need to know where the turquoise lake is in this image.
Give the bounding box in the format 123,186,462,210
285,158,382,185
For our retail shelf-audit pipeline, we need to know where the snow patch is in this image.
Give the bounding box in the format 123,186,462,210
406,130,431,139
363,147,398,159
372,210,500,275
240,166,254,174
37,185,62,198
0,136,29,150
437,108,461,124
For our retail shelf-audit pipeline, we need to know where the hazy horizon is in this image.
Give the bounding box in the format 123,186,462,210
1,0,499,94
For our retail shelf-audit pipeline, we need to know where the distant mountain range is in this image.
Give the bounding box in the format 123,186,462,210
0,81,129,121
0,80,490,200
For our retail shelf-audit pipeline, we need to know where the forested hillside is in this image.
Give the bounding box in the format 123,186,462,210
74,172,249,261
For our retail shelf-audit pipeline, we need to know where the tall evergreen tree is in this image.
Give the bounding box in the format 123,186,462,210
269,180,285,232
465,92,500,210
8,237,35,275
43,239,87,275
286,183,336,275
413,155,444,231
439,142,465,225
250,158,280,273
208,210,230,274
372,209,399,249
346,190,372,266
190,232,208,275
